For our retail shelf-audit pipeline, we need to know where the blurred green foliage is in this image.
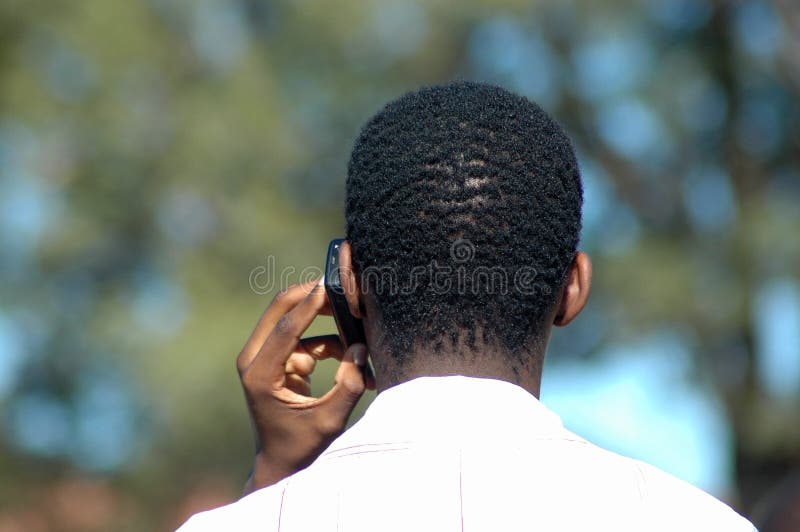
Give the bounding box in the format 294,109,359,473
0,0,798,530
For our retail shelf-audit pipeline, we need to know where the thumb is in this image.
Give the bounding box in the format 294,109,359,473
316,343,367,429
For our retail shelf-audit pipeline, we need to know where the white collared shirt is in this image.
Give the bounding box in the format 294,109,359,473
178,376,757,531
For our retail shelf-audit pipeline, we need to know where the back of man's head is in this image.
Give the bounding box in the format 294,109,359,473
345,81,582,365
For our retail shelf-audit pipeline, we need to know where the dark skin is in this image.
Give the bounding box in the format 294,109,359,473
238,241,592,494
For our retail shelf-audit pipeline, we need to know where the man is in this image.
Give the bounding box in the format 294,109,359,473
179,82,756,531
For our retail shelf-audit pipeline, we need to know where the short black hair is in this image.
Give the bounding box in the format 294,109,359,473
345,81,582,364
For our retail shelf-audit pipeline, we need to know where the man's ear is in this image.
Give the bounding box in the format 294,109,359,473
338,240,363,319
553,251,592,327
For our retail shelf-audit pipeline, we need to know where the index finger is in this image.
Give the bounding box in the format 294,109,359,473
245,281,330,383
237,278,322,373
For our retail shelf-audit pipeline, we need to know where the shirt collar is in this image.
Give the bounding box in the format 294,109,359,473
324,375,569,455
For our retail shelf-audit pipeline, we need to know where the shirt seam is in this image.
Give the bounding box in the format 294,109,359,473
277,477,290,532
322,441,415,457
323,447,412,459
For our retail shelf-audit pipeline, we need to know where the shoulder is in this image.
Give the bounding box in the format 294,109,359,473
547,433,756,531
631,458,756,531
175,478,289,532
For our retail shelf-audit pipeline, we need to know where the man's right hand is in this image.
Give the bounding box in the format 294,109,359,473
236,278,374,494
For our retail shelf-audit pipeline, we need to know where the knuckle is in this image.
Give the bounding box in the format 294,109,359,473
317,416,343,437
241,370,267,395
275,315,293,335
340,374,364,397
347,377,365,396
235,354,247,374
240,369,256,389
272,286,293,304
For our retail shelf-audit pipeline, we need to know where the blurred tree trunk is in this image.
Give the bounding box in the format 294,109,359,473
706,3,798,517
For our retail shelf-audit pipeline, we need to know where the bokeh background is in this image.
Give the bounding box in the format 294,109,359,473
1,0,799,530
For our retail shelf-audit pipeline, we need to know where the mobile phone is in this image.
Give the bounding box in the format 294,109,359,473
324,239,366,349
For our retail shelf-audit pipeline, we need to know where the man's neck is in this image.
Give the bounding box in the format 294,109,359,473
372,350,544,398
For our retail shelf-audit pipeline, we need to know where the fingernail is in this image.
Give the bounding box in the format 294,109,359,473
353,345,366,366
